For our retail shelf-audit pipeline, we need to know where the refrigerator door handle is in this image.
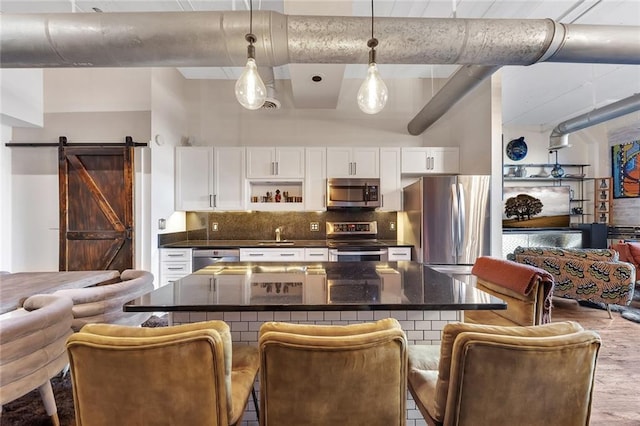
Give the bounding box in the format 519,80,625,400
450,183,459,258
457,183,466,253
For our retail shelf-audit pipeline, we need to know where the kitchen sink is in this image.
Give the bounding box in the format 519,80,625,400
257,240,295,246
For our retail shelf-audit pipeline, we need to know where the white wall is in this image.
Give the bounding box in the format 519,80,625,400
150,68,189,283
1,69,44,272
1,69,43,127
8,68,152,272
503,111,640,228
183,78,433,148
0,124,13,271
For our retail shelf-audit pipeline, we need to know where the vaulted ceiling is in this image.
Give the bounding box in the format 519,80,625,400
2,0,639,131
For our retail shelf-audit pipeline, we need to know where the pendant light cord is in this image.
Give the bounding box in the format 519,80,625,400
370,0,374,40
249,0,253,36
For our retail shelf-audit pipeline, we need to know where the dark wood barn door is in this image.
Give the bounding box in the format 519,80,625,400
59,145,134,272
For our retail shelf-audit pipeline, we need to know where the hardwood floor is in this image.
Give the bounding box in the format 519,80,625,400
551,298,640,425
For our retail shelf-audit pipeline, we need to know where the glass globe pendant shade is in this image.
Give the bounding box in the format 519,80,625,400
357,62,388,114
235,57,267,110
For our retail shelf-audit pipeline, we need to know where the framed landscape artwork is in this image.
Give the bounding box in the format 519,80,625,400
502,186,571,228
611,140,640,198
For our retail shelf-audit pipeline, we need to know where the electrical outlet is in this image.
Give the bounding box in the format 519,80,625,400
212,222,219,232
310,222,320,232
390,222,396,231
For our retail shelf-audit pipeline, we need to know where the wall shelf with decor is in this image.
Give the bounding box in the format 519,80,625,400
247,180,304,211
594,177,613,224
502,163,592,225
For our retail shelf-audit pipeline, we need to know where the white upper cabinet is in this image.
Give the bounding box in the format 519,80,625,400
305,147,327,211
401,147,459,174
175,146,245,211
379,147,402,211
246,147,305,178
213,147,246,210
326,147,379,178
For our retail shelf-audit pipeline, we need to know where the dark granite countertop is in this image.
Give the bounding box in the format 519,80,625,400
125,261,505,312
160,239,412,249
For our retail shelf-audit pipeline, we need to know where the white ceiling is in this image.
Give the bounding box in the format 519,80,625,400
2,0,639,130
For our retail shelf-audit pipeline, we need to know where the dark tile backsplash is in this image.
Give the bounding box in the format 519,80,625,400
182,210,398,241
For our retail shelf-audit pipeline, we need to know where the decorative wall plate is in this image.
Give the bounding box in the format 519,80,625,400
506,136,528,161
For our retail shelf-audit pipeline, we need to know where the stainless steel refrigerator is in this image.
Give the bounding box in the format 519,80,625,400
402,176,491,271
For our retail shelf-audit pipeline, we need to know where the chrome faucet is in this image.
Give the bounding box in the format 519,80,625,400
275,227,282,242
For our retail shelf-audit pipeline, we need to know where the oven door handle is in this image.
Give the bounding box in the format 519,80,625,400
329,249,388,256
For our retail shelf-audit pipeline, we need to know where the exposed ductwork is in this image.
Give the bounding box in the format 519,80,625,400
2,12,639,68
548,93,640,150
258,67,281,110
407,65,502,136
1,11,638,134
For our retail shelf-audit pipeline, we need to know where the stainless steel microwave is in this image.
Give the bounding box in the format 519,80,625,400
326,178,381,209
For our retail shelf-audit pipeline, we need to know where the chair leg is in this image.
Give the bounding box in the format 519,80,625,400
252,384,259,420
606,304,613,319
38,381,60,426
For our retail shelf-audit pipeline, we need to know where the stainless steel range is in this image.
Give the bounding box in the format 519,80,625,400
326,221,388,262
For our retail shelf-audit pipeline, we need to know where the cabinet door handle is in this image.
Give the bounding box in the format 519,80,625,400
249,253,264,257
213,194,217,208
209,194,213,207
308,253,324,257
166,254,185,257
276,162,279,175
353,162,357,175
167,267,185,271
280,253,296,257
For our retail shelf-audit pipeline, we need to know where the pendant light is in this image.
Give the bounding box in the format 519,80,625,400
235,0,266,110
357,0,388,114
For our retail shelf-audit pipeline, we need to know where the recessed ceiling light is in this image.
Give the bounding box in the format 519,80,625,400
311,75,323,83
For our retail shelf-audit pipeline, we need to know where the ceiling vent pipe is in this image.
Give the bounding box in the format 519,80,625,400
548,93,640,150
258,67,281,110
407,65,501,136
1,12,639,68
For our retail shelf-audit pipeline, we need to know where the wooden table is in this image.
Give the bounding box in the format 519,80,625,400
0,270,121,314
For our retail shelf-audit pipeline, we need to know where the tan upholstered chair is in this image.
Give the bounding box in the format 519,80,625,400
466,256,554,327
66,320,259,426
54,269,154,331
258,318,408,426
408,321,601,426
1,294,74,426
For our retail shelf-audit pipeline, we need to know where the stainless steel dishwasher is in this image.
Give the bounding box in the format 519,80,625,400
192,249,241,272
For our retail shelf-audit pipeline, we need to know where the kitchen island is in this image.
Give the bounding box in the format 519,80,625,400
125,261,504,313
126,261,503,425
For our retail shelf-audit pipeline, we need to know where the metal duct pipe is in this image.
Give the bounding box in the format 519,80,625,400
407,65,502,136
2,12,639,68
549,93,640,150
258,67,281,109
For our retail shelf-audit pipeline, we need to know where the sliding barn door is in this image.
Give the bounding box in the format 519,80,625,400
59,145,134,271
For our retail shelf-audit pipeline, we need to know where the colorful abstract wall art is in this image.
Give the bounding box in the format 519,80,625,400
611,140,640,199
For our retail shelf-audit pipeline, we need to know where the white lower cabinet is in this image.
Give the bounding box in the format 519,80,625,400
160,248,193,286
387,247,411,261
239,248,305,262
304,248,329,261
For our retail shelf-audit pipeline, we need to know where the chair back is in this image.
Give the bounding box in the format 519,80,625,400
55,269,154,330
0,294,73,420
435,322,601,426
465,277,547,326
258,318,408,426
67,321,233,426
